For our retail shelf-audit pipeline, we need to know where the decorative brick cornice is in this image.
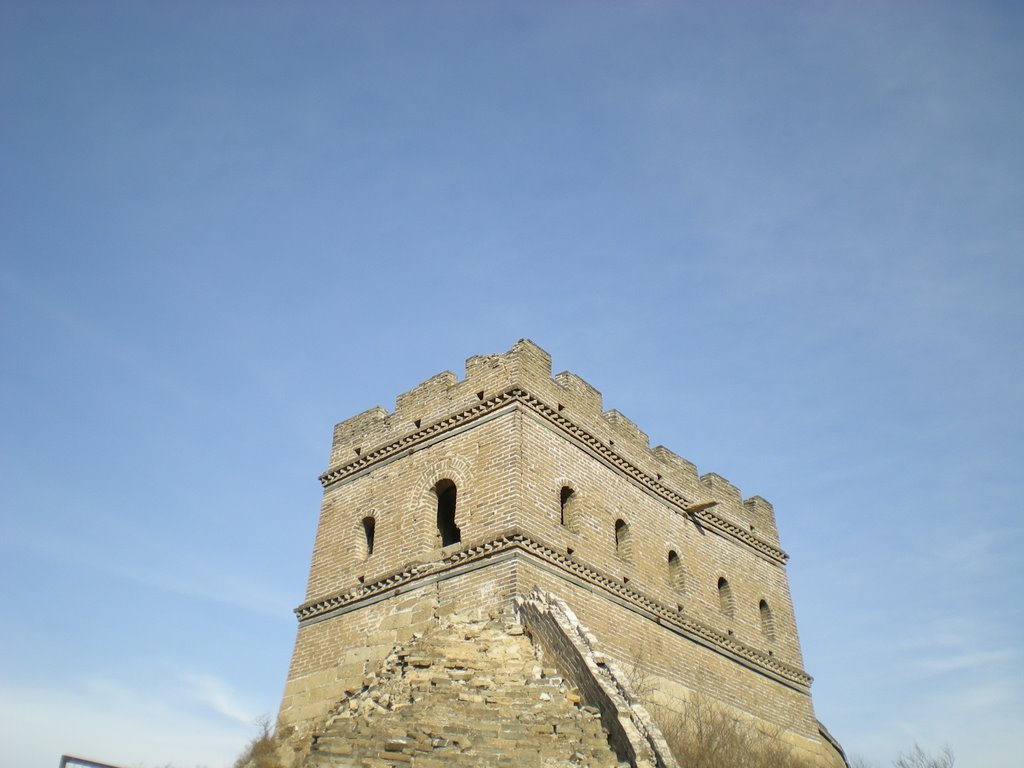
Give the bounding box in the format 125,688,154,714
319,389,519,487
295,532,812,692
318,388,787,564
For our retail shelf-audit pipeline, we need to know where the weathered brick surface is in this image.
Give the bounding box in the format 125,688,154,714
278,341,845,767
303,613,623,768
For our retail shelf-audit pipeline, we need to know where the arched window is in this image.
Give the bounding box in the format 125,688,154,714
667,551,684,593
361,516,376,558
614,519,632,560
717,577,734,618
435,479,461,547
559,486,575,527
759,599,776,641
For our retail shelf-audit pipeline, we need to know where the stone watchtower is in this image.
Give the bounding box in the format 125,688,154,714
277,341,846,767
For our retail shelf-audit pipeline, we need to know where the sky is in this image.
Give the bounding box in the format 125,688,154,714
1,2,1021,767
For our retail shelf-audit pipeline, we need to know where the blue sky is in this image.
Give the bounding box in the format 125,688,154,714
1,2,1021,766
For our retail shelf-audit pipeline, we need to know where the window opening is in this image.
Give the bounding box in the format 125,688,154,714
718,577,734,618
668,550,684,593
559,486,575,527
435,479,461,547
362,516,376,558
759,599,776,641
615,519,632,560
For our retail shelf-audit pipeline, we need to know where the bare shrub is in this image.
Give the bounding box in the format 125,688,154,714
233,716,282,768
624,643,653,701
651,691,812,768
893,744,955,768
850,744,955,768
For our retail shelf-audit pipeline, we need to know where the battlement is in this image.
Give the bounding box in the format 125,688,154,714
327,339,779,547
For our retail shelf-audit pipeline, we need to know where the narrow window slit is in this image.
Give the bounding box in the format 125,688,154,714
759,599,776,641
361,516,376,558
668,551,684,593
614,519,633,561
559,486,575,527
435,480,460,547
718,577,735,618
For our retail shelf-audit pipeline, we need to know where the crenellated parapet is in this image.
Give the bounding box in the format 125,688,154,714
327,340,553,469
324,339,782,553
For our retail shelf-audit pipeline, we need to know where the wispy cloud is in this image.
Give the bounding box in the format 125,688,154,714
183,673,258,726
956,678,1022,713
6,525,294,619
913,648,1019,676
111,560,294,620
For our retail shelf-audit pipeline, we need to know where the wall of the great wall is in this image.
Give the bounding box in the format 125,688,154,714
279,340,841,766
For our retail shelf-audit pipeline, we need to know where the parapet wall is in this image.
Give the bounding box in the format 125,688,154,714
325,339,780,549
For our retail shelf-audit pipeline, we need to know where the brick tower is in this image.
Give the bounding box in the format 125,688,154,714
277,340,846,767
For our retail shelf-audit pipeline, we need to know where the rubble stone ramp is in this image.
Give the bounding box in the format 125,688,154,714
304,613,625,768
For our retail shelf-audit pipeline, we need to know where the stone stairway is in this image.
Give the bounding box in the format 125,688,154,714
304,613,625,768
